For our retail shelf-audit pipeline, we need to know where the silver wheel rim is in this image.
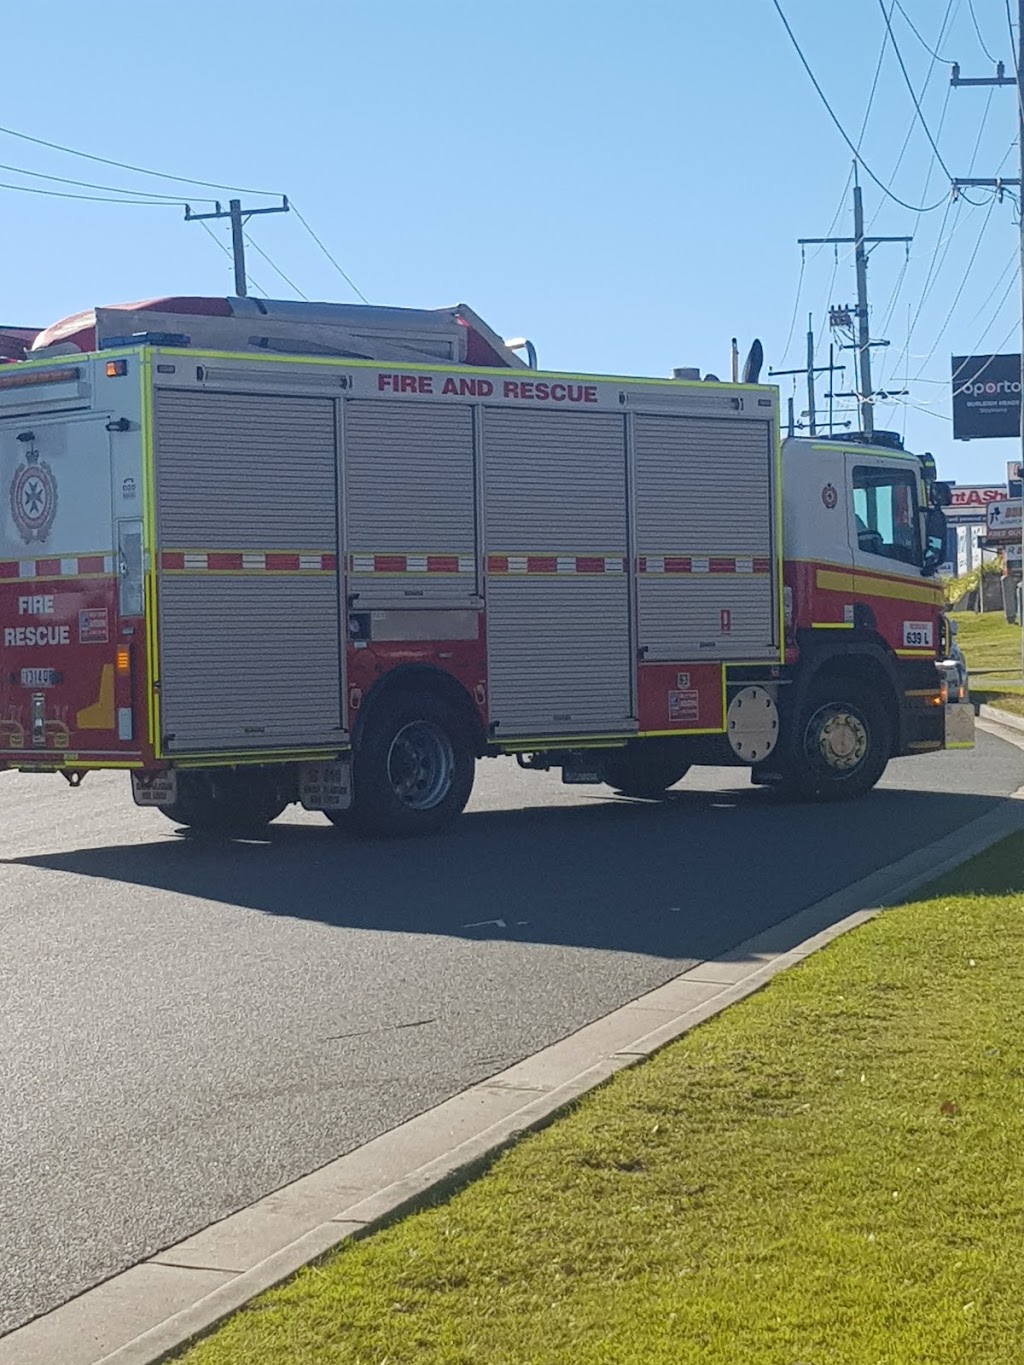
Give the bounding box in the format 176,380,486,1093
806,705,868,774
386,721,455,810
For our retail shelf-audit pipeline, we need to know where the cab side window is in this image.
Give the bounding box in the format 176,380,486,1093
852,466,920,566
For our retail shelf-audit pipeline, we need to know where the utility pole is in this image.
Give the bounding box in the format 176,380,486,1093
950,6,1024,656
769,315,846,436
852,174,874,434
798,166,912,437
184,196,290,297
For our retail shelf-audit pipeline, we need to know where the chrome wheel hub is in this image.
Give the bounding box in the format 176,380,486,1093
387,721,455,810
807,705,868,772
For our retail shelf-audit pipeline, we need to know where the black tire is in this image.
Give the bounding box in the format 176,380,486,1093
776,678,892,802
351,692,474,837
602,741,691,800
159,769,287,833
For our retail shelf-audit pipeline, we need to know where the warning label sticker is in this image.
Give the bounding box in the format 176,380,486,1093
79,608,109,644
668,689,700,722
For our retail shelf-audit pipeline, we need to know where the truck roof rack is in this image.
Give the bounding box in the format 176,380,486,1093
816,430,905,451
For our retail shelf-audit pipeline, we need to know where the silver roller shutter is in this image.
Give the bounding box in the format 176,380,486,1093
344,401,477,606
482,408,634,736
153,388,342,754
634,414,777,662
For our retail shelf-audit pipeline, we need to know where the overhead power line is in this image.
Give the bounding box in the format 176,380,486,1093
0,178,182,205
857,2,895,149
291,204,369,303
868,0,961,229
892,0,955,63
0,159,203,203
913,193,999,379
0,122,281,198
968,0,999,62
243,232,310,301
0,121,368,309
879,0,954,179
769,0,950,213
780,251,806,364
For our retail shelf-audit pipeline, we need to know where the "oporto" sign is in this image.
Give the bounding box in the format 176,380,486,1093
952,353,1022,440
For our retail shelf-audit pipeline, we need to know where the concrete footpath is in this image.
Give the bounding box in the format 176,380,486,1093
4,716,1023,1365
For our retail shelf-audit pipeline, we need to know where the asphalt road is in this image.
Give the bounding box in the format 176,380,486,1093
1,731,1021,1336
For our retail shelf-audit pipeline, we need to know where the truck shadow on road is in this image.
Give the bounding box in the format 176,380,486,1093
6,780,1020,965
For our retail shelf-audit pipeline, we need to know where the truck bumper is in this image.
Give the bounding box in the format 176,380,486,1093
945,701,975,750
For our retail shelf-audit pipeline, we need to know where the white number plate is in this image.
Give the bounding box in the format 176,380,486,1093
299,759,352,811
131,771,178,807
20,668,58,687
903,621,934,648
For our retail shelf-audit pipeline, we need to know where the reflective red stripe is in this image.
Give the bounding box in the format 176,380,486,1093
206,551,244,571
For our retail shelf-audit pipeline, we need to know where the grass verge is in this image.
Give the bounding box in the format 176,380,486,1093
980,693,1024,719
178,836,1024,1365
950,610,1020,675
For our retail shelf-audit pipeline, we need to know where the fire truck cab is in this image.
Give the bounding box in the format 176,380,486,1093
0,299,970,837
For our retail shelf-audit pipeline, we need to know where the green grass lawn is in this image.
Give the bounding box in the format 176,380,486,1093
951,610,1024,715
950,610,1020,675
178,836,1024,1365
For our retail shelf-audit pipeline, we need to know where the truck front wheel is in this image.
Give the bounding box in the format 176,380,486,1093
351,692,475,836
777,678,892,802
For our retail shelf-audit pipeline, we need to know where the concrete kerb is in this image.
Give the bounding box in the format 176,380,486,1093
3,730,1022,1365
979,702,1024,735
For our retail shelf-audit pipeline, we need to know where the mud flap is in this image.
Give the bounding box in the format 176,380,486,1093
945,701,975,750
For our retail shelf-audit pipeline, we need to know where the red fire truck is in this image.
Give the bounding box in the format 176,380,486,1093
0,297,971,836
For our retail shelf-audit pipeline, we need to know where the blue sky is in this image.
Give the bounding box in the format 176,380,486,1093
2,0,1020,486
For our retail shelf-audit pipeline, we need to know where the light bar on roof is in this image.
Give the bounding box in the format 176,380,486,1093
0,366,81,391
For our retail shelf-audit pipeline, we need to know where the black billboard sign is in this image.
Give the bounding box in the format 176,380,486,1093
952,353,1021,440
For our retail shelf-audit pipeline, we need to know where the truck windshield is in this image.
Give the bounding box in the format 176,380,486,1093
853,466,921,567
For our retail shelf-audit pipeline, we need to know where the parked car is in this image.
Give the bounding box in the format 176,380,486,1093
938,618,968,704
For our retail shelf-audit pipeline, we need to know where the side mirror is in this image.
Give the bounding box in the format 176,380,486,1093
921,506,947,577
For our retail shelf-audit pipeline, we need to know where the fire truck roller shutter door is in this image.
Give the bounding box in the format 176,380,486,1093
153,389,342,753
344,401,477,607
633,414,777,662
482,407,633,736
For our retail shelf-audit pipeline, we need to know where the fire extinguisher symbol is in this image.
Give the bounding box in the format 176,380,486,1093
720,609,732,634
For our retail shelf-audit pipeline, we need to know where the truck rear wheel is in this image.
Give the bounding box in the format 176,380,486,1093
777,678,892,802
160,769,287,833
351,692,474,836
602,741,691,799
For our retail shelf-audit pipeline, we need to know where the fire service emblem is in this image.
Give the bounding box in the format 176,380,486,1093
10,452,58,544
821,482,838,510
